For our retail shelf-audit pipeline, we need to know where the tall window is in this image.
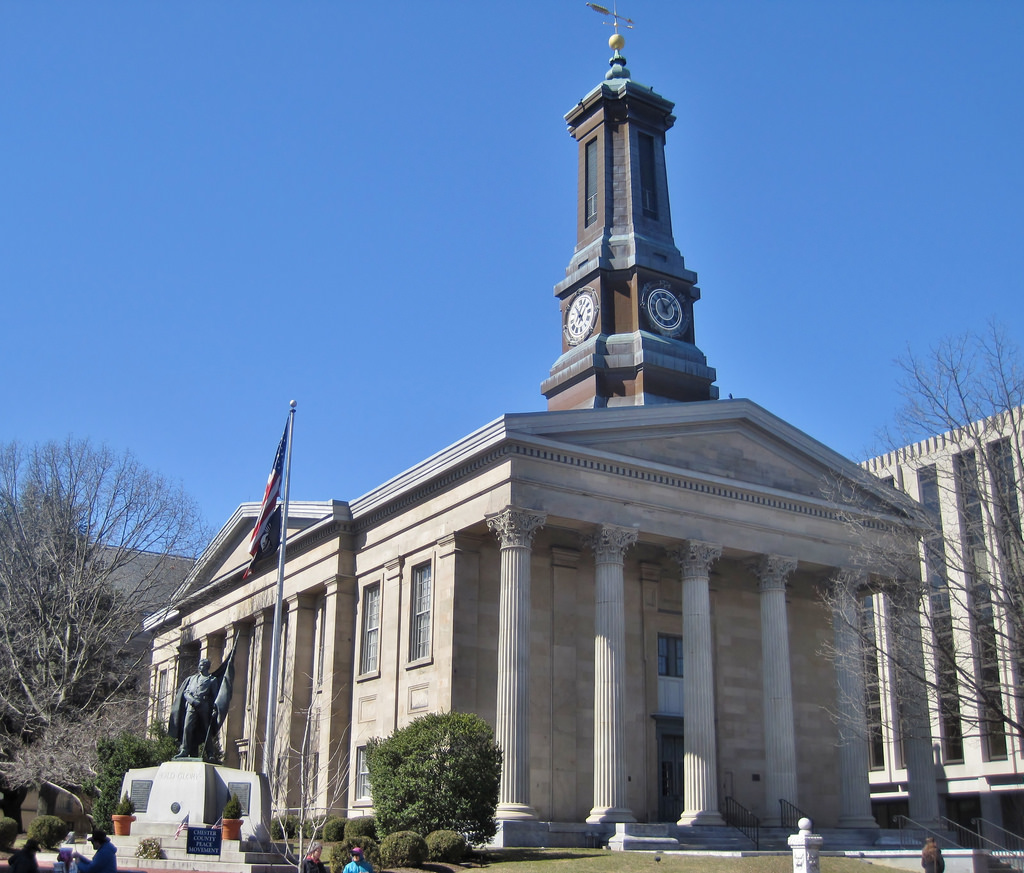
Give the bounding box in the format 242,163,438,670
658,634,683,677
355,746,371,800
638,132,659,218
956,451,1008,759
992,437,1024,737
860,596,886,769
919,465,963,761
584,138,598,227
410,563,432,662
156,669,169,723
360,584,381,675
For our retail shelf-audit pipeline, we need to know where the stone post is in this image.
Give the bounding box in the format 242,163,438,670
585,524,639,823
671,540,725,826
750,554,799,826
788,817,823,873
831,571,879,828
486,506,546,820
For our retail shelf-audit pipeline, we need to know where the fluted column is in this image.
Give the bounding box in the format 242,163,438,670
749,555,798,826
831,571,879,828
585,524,639,823
671,540,724,826
486,506,546,820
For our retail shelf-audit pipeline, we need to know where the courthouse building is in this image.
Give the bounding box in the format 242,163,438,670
147,41,931,841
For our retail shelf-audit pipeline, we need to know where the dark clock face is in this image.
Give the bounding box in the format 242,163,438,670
642,285,689,337
565,288,599,345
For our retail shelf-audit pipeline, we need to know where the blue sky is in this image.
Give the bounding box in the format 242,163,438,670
3,1,1022,531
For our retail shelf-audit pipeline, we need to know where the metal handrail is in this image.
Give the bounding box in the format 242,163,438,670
780,799,809,830
896,815,1024,873
894,814,958,850
722,796,760,850
973,817,1024,853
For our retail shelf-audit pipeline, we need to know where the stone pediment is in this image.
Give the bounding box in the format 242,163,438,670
502,400,915,519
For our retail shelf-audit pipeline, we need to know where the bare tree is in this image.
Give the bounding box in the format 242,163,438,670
826,323,1024,752
0,437,207,816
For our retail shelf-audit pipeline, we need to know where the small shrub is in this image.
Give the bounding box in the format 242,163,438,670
381,831,428,868
343,816,376,842
322,816,347,842
114,794,135,816
222,793,242,819
328,836,380,873
0,817,18,850
135,837,163,860
426,830,467,862
28,815,69,849
270,813,300,840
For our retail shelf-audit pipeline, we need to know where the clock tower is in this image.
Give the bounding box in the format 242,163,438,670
542,35,718,409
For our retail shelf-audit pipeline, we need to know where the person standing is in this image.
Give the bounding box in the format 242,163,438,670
341,846,373,873
8,838,40,873
74,829,117,873
302,841,328,873
921,837,945,873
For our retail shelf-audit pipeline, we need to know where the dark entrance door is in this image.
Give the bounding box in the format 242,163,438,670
659,732,685,822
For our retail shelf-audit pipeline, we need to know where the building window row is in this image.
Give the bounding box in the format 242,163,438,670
358,560,433,677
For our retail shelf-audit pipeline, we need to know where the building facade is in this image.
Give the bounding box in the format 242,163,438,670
862,409,1024,839
147,40,928,841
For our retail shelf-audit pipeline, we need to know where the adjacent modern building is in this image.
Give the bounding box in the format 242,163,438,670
862,409,1024,839
146,40,941,843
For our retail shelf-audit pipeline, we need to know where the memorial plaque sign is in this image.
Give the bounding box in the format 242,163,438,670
186,826,222,856
129,780,153,813
227,781,252,816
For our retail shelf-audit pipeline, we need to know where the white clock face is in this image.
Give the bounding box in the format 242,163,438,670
565,289,598,345
646,287,685,332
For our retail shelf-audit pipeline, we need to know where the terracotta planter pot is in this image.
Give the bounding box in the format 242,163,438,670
221,818,242,841
111,814,135,836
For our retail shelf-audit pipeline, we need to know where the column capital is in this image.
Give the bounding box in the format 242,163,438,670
748,554,798,592
584,523,639,563
670,540,722,574
486,506,547,548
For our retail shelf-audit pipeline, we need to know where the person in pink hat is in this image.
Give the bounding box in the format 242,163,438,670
341,846,372,873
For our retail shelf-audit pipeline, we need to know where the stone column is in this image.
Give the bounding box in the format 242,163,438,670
486,506,546,820
671,540,725,826
831,571,879,828
223,622,252,769
749,554,799,826
585,524,639,823
888,585,940,827
317,574,356,809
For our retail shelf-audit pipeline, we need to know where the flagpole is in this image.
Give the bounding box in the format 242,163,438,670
262,400,296,783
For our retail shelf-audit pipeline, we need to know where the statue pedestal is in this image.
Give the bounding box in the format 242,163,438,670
119,761,272,841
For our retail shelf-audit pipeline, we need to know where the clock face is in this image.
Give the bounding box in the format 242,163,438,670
564,288,599,346
642,285,689,337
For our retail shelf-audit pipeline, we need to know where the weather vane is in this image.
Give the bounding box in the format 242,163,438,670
586,2,634,45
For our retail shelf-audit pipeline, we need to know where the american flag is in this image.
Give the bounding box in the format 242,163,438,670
174,814,189,839
242,422,288,580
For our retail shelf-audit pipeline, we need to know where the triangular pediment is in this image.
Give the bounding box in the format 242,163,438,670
502,400,917,520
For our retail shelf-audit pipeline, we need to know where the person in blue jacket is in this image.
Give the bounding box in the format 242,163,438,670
74,829,117,873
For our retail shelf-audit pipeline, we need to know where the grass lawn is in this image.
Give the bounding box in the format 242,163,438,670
391,849,886,873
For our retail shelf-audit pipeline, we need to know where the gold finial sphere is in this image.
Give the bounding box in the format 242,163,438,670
609,32,625,50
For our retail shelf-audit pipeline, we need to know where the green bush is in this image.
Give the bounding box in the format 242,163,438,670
327,836,380,873
302,815,326,838
343,816,376,842
366,711,501,845
0,816,18,850
426,829,467,862
322,816,347,842
114,793,135,816
222,793,242,820
82,723,177,832
380,830,428,868
269,814,300,839
28,815,68,849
